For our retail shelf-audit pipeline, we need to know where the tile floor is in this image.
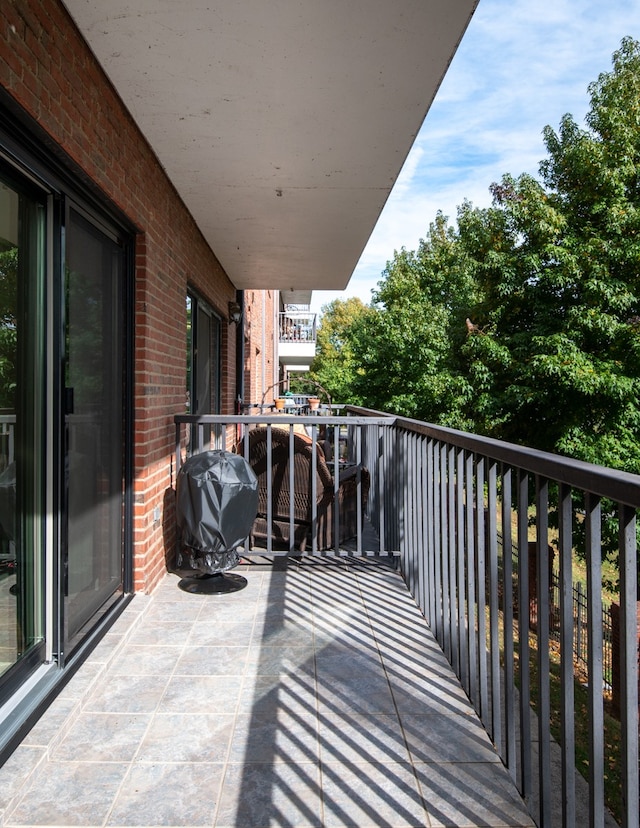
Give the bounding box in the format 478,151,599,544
0,557,534,827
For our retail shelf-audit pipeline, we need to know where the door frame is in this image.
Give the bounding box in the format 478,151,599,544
57,197,135,665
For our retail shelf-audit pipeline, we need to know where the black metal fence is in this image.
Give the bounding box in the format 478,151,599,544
549,573,614,690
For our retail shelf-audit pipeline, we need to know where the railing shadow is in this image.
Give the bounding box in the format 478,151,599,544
227,557,531,827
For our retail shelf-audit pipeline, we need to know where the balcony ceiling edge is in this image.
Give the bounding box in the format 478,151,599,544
62,0,478,293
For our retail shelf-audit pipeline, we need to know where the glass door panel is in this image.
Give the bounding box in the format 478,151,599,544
0,173,45,690
194,302,213,447
187,293,221,450
65,208,124,642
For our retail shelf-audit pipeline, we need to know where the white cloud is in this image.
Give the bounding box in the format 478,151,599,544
311,0,640,315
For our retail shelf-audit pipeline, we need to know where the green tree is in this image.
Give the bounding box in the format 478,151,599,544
309,297,373,405
318,38,640,479
349,213,478,425
459,38,640,473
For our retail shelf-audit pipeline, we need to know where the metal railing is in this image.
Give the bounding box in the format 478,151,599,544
174,408,640,828
278,310,317,343
174,413,393,557
353,407,639,828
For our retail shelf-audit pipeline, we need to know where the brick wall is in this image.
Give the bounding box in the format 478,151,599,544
243,290,277,407
2,0,238,593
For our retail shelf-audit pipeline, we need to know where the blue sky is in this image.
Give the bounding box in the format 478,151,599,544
310,0,639,315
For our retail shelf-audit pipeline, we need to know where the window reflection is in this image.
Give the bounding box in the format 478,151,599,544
0,176,44,683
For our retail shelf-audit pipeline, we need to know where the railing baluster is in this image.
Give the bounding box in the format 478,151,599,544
618,503,639,828
289,426,296,554
559,481,576,828
476,457,488,723
448,445,457,671
466,451,477,706
586,492,604,828
391,432,405,552
175,421,182,480
403,432,411,576
415,433,423,603
379,425,386,553
402,431,411,585
502,465,516,779
266,424,273,555
441,443,450,659
310,425,318,554
385,426,394,552
426,438,437,630
382,426,389,552
517,469,532,805
487,459,501,747
536,475,552,828
433,441,443,646
420,435,429,620
333,423,340,554
457,448,467,690
355,426,363,555
387,424,396,553
408,432,419,597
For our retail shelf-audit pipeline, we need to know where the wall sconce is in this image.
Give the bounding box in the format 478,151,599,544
228,301,243,325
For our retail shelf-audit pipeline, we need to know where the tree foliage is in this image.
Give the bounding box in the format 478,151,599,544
308,297,373,405
315,37,640,478
462,37,640,472
348,214,478,423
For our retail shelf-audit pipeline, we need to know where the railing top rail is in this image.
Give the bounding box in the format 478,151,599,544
174,414,394,427
175,408,640,505
348,406,640,507
279,310,315,318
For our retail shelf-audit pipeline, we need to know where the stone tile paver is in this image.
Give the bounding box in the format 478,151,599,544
0,559,534,827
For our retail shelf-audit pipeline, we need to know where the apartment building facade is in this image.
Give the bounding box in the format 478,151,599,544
0,0,476,760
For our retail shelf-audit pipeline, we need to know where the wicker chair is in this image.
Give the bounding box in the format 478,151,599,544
238,427,369,551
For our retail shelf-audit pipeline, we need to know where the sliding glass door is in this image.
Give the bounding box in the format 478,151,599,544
0,121,133,724
64,207,125,643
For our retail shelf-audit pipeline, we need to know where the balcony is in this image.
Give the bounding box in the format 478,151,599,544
278,310,317,371
0,556,536,827
173,410,638,827
0,409,637,827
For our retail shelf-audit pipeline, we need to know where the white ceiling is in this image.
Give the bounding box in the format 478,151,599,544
62,1,478,293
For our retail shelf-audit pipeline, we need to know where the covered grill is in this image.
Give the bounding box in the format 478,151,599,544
175,450,258,592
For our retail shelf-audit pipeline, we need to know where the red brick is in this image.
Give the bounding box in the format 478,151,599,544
1,0,274,591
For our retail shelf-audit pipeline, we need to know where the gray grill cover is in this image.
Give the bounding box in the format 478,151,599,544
176,450,258,574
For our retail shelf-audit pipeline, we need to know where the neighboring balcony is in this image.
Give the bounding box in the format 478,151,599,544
278,310,317,371
174,409,640,828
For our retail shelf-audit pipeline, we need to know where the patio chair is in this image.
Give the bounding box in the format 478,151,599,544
237,427,369,551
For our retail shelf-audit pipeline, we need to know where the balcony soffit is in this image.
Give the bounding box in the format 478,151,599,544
62,1,477,293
